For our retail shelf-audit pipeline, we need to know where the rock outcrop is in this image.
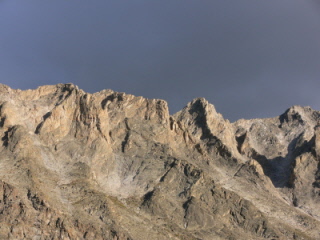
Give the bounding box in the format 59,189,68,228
0,83,320,239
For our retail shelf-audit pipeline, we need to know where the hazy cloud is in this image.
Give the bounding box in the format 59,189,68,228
1,0,320,121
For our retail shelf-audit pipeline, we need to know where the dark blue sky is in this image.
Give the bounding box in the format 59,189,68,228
1,1,320,121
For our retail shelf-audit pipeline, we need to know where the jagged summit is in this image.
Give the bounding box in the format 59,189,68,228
0,84,320,239
279,105,320,126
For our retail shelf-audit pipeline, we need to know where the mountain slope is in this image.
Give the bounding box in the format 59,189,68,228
0,83,319,239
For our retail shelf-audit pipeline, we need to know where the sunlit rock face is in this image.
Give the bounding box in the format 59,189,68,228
0,83,320,239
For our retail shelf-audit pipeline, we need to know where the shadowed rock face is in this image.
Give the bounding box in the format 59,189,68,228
0,83,320,239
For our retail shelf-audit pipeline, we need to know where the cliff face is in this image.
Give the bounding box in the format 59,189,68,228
0,83,320,239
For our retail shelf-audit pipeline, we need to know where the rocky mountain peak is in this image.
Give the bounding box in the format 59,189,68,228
279,105,320,128
0,84,320,239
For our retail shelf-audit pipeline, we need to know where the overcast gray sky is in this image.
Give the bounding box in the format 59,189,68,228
1,0,320,121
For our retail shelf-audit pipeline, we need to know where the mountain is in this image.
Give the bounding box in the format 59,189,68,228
0,83,320,239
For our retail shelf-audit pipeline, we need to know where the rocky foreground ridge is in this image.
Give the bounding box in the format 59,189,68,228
0,83,320,239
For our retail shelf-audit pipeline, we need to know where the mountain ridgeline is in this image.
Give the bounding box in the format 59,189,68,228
0,83,320,239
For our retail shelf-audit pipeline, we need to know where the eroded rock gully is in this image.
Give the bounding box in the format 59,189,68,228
0,83,320,239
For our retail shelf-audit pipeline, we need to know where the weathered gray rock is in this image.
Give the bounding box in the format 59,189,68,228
0,83,320,239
